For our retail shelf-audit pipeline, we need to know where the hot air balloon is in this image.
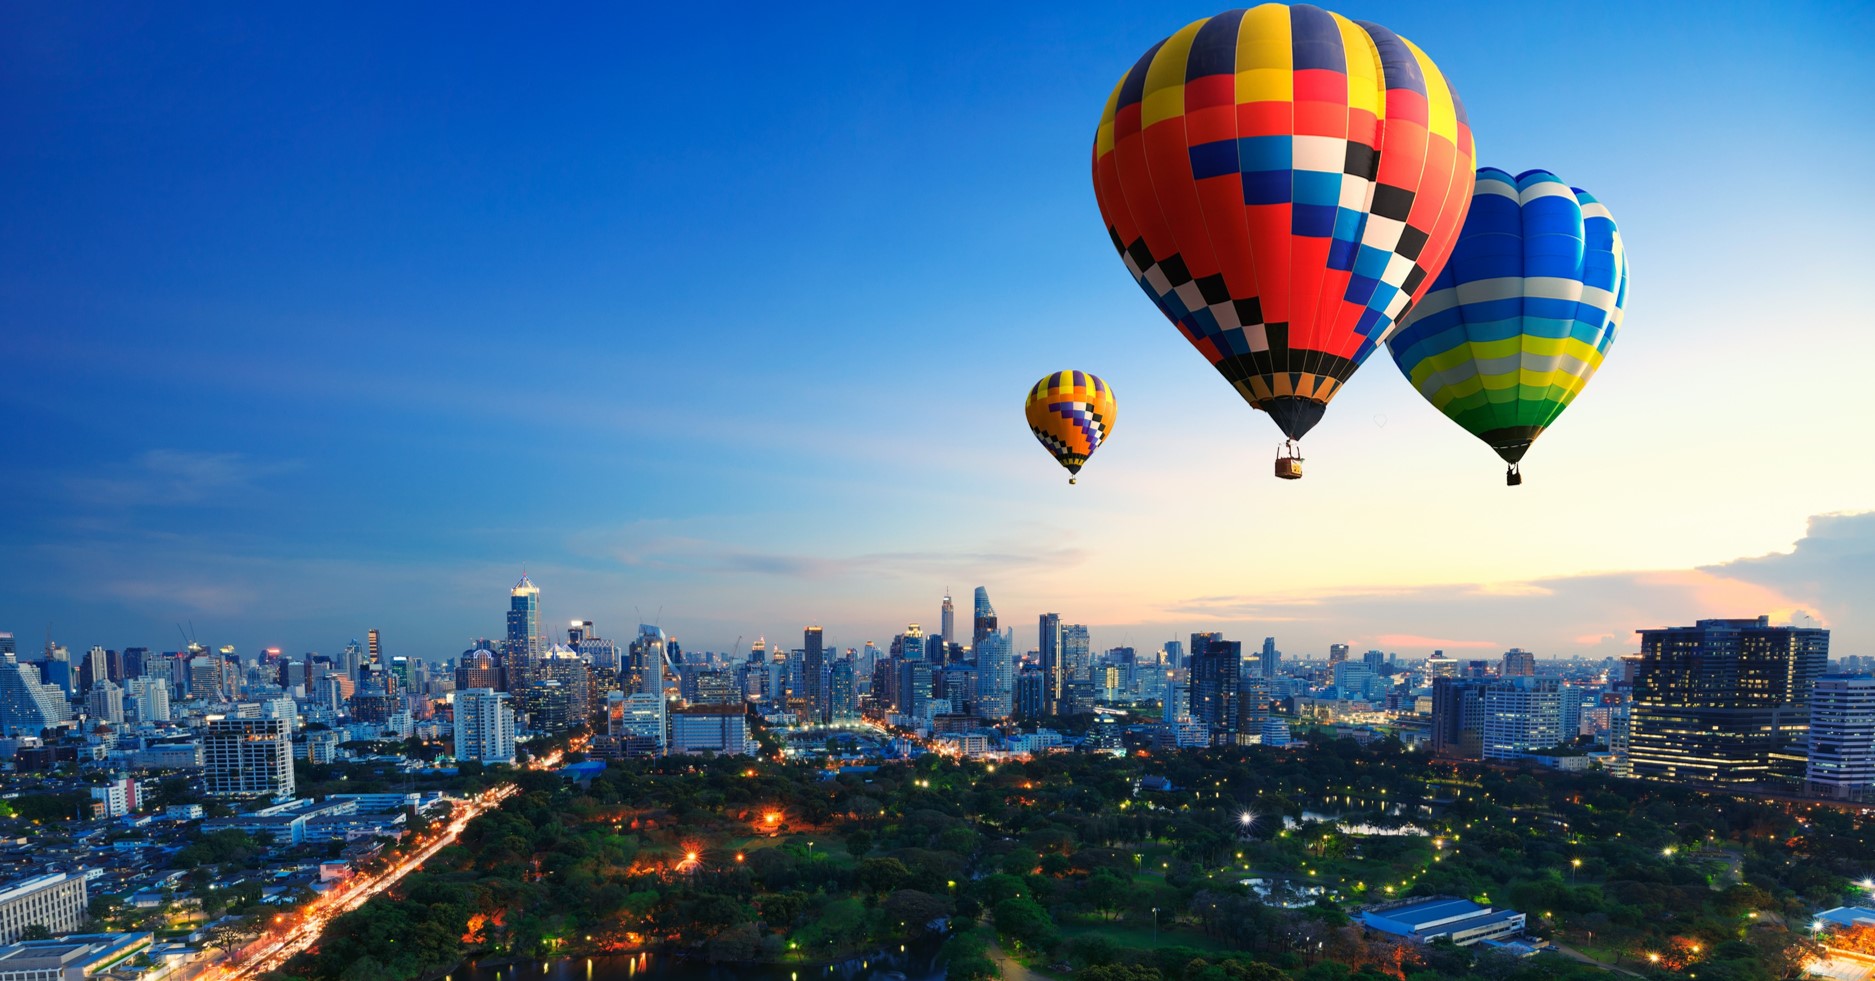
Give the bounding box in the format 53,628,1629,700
1093,4,1476,479
1385,168,1628,485
1025,371,1117,484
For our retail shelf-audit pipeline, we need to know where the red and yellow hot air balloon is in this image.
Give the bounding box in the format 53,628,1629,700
1093,4,1476,478
1024,370,1117,484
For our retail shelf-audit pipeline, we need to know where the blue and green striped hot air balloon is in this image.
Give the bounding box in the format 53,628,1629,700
1385,167,1628,485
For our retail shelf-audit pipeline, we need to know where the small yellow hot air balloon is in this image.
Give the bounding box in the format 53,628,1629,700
1024,371,1117,484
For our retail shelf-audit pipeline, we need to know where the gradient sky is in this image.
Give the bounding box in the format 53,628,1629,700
3,2,1872,663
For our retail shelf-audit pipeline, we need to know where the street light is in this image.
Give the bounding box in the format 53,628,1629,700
1151,907,1159,944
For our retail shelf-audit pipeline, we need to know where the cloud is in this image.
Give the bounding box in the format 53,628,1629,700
64,450,301,508
1123,525,1868,658
604,533,1088,582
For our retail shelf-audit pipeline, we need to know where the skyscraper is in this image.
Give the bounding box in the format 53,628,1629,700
1259,637,1281,679
940,591,955,648
1502,648,1536,677
1807,675,1875,801
972,587,997,648
1329,643,1350,665
1162,640,1184,671
976,628,1014,719
1189,638,1241,741
1064,624,1092,683
1629,616,1829,785
0,655,72,736
1430,677,1485,758
204,718,294,797
1038,614,1064,715
367,629,382,665
1480,678,1563,760
1191,633,1222,671
803,626,827,723
455,689,517,764
506,575,542,672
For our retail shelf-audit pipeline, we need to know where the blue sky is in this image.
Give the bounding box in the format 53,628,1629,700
3,2,1872,662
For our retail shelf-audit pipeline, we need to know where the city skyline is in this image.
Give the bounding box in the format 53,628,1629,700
3,3,1871,665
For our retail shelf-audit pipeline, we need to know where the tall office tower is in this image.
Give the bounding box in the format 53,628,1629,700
1329,643,1350,665
940,591,956,647
1502,648,1537,677
1807,675,1875,800
803,626,827,723
690,668,739,706
1037,614,1064,715
975,628,1014,719
128,677,171,723
1630,616,1829,785
568,620,592,647
1480,678,1563,759
1258,637,1281,679
1190,633,1222,673
626,624,668,697
1430,677,1486,758
896,660,932,719
1362,648,1390,675
85,680,125,726
1014,666,1046,720
455,689,518,763
122,646,150,680
339,639,365,679
0,655,73,736
829,659,857,719
535,646,593,727
77,646,110,694
1188,638,1241,740
1160,640,1184,671
0,633,11,657
1064,624,1092,682
632,625,669,736
506,574,542,674
367,629,382,665
204,718,294,797
972,587,997,648
573,622,619,671
749,637,767,664
458,648,500,690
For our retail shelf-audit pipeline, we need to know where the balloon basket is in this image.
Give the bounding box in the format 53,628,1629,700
1505,464,1522,487
1274,441,1304,480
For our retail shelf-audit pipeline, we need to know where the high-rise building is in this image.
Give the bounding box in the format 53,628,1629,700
0,656,72,736
670,705,753,755
1189,638,1241,741
829,659,857,719
1430,678,1486,759
534,646,592,729
1014,666,1046,720
455,689,517,763
1191,633,1222,671
1329,643,1350,666
505,575,542,679
128,677,170,723
976,628,1015,719
1162,640,1185,671
940,591,955,648
85,680,125,726
1629,616,1829,785
204,718,295,797
1038,614,1064,715
1808,675,1875,801
1502,648,1536,677
1480,678,1563,760
76,646,111,694
972,587,997,648
803,626,827,723
1362,649,1389,675
367,629,382,665
1064,624,1092,685
1258,637,1281,679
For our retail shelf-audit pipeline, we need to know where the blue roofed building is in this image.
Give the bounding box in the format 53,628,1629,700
1359,896,1526,946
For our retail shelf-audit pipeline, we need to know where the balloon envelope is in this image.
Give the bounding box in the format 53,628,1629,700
1385,167,1629,464
1025,371,1117,478
1092,4,1476,441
